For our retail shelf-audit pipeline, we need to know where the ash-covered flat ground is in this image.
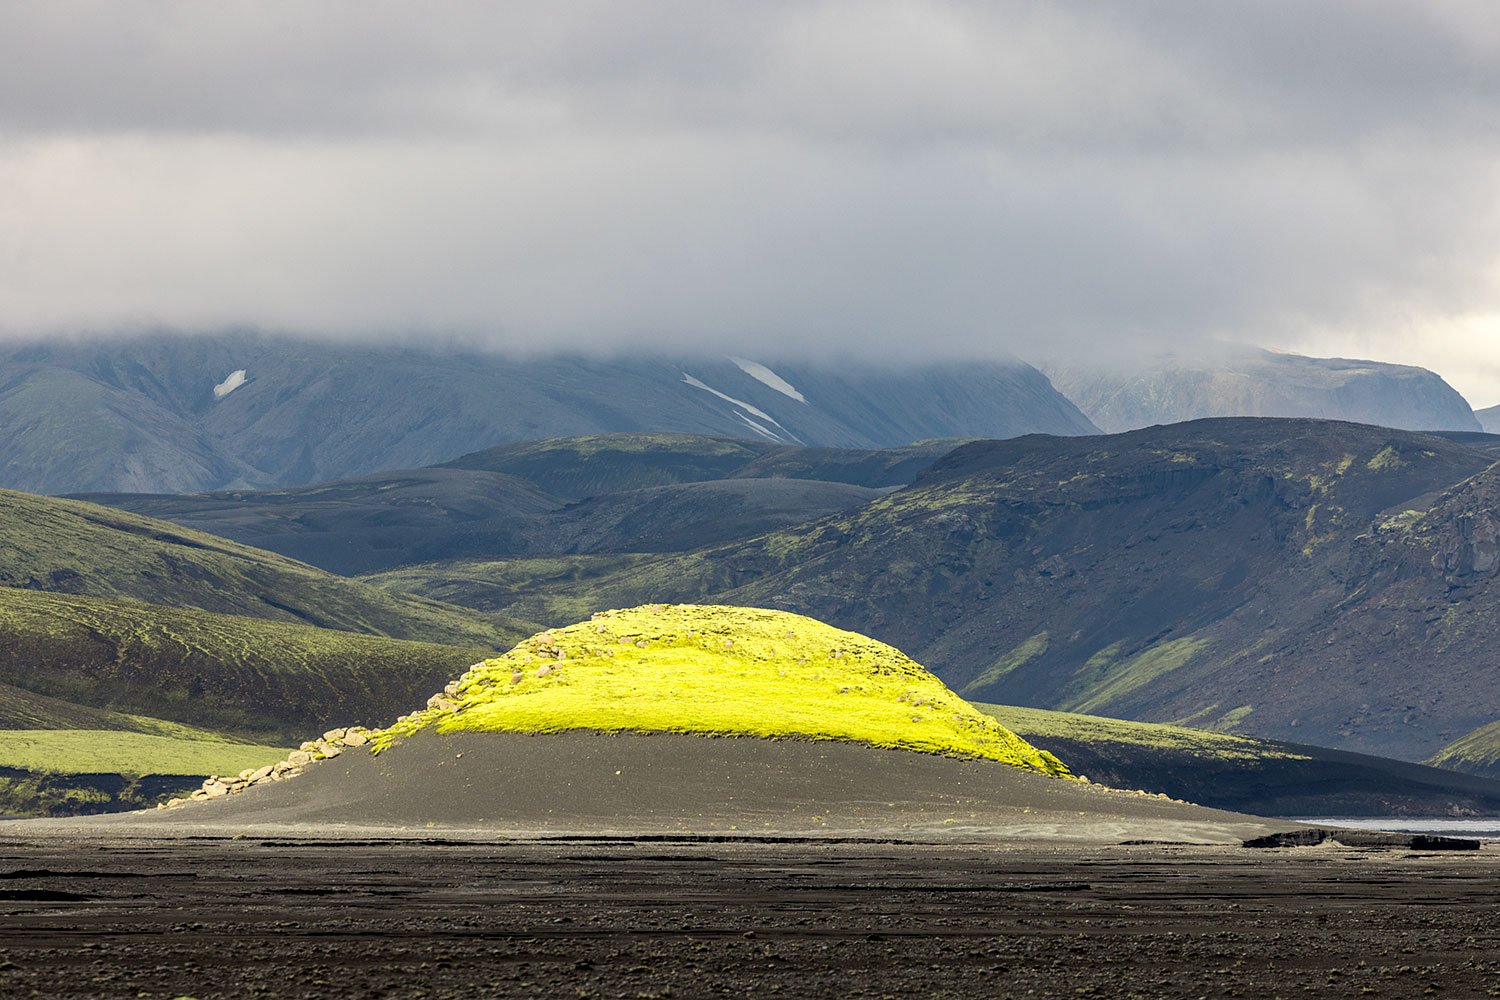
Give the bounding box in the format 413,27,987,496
1,836,1498,999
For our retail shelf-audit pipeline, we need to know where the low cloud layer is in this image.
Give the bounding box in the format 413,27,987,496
3,2,1499,392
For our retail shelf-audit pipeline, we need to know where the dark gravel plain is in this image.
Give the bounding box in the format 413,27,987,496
1,836,1499,999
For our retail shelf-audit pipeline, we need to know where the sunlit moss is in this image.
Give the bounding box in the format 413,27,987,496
373,605,1073,777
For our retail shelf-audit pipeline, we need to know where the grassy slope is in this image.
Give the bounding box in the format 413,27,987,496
977,703,1306,763
376,604,1072,778
0,587,494,740
1429,721,1500,778
0,487,531,647
0,730,287,777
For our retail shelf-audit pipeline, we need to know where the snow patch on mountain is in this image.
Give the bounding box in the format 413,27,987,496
681,372,802,443
213,369,248,399
730,358,806,403
735,412,784,442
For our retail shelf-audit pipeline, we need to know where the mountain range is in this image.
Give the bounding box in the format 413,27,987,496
0,334,1483,498
0,334,1095,494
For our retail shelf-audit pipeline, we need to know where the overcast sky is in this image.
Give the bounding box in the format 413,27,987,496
4,2,1500,400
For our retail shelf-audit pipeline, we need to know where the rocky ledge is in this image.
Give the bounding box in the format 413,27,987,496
159,726,373,810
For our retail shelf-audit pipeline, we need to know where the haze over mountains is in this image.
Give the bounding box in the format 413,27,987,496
0,334,1096,495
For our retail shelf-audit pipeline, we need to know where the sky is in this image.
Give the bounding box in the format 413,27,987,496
4,2,1500,402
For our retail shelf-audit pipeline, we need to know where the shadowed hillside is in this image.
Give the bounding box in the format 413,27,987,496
83,434,944,573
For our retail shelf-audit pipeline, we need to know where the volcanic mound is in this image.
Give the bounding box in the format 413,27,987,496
88,605,1294,843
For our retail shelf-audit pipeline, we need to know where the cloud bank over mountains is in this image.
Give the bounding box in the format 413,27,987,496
2,1,1499,381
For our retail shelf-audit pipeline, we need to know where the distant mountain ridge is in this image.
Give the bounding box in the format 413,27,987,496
1043,347,1479,434
1474,403,1500,433
0,334,1097,494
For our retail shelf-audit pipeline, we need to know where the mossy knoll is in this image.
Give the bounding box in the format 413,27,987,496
374,605,1072,777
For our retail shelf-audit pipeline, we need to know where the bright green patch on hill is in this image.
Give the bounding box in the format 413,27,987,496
974,703,1308,762
1428,720,1500,776
1062,636,1212,715
373,605,1072,777
961,632,1049,696
0,730,288,777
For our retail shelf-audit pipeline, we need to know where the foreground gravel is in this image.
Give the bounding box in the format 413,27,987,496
0,836,1497,999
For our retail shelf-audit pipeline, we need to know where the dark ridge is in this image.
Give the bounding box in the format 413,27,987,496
1243,829,1481,850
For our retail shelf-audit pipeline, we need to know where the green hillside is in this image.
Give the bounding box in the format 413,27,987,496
0,587,493,739
0,488,530,647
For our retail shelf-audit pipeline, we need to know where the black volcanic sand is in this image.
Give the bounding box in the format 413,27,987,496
1,836,1499,998
34,731,1298,844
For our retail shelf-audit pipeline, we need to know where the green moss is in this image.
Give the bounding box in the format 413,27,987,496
1378,508,1426,533
961,632,1049,696
0,730,288,776
973,703,1307,762
1212,705,1253,731
1062,636,1211,715
373,605,1073,778
1366,446,1406,471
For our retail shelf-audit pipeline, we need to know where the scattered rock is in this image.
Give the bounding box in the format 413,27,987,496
537,664,554,678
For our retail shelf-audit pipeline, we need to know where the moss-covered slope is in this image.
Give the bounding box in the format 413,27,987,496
375,605,1071,777
1428,721,1500,779
0,587,493,740
0,487,530,647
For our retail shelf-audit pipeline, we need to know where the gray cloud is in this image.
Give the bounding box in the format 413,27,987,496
2,1,1499,374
